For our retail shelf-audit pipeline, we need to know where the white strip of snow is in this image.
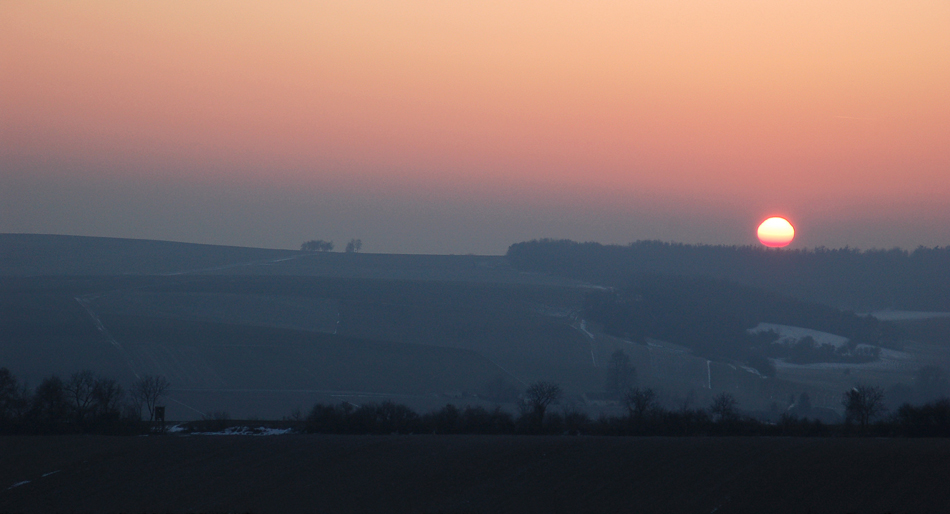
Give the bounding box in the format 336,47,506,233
190,426,294,436
750,323,850,349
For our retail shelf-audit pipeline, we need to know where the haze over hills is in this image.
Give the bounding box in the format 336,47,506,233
5,2,949,510
2,233,949,422
0,234,596,419
508,239,950,312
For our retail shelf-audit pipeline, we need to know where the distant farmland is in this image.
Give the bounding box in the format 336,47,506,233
3,234,950,421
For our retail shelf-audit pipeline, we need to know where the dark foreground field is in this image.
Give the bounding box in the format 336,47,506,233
2,435,948,514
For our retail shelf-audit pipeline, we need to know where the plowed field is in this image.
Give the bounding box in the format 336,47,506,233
2,435,948,513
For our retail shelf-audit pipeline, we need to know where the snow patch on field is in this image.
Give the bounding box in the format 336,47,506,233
750,323,850,348
189,426,294,436
774,348,915,371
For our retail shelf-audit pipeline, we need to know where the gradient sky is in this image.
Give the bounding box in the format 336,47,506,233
2,1,949,254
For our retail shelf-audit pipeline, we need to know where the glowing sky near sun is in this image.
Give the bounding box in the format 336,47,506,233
2,1,949,253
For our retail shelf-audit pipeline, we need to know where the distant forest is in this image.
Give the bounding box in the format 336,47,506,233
507,239,950,311
584,276,898,372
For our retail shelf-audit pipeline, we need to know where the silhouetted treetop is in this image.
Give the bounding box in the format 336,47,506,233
507,239,950,311
301,240,334,252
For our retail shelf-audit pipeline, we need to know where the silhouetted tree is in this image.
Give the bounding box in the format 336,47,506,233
896,398,950,436
132,375,170,422
605,349,636,395
0,367,27,427
301,240,334,252
524,381,562,429
428,404,461,434
843,385,886,429
345,238,362,253
30,375,69,431
710,392,739,422
65,370,97,425
91,378,124,423
624,387,659,421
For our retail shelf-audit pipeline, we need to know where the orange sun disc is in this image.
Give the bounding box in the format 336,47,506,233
757,217,795,247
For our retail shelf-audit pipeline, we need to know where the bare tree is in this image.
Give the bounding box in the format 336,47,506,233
92,378,124,422
524,381,562,426
132,375,170,422
843,385,886,429
710,392,739,423
32,375,69,426
623,387,658,420
65,370,97,424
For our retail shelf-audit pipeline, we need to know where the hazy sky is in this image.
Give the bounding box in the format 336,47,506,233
2,1,949,254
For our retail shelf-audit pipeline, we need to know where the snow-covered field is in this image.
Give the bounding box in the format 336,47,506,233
749,322,918,372
749,322,850,348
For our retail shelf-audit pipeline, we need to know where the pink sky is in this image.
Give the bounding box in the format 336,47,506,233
2,1,949,253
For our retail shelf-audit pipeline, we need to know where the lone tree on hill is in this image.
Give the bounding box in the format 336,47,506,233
524,381,562,427
344,238,362,253
301,240,334,252
132,375,170,422
843,385,886,429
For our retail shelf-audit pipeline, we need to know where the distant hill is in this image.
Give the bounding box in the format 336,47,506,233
508,239,950,311
0,234,295,276
584,275,900,369
0,234,584,287
0,235,597,420
3,234,948,422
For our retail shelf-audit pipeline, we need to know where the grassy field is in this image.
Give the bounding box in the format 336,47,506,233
2,434,949,513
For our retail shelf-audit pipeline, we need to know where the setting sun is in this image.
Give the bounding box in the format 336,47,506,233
757,217,795,247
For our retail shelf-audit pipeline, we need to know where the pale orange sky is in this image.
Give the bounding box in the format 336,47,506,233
2,1,949,252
